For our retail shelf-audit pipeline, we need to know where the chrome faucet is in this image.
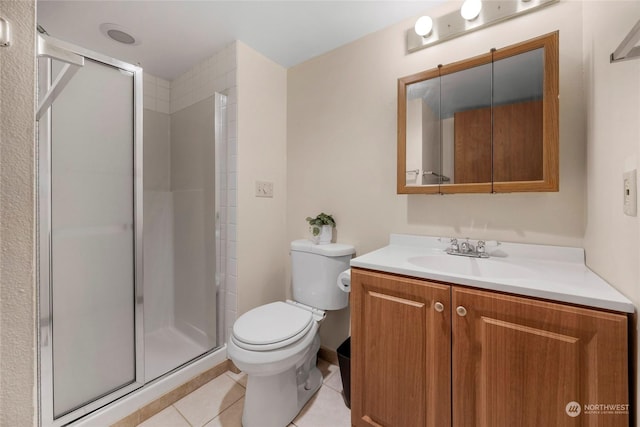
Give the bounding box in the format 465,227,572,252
460,240,474,254
447,238,489,258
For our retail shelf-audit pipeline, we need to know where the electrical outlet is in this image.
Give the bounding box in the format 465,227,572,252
623,169,637,216
255,181,274,198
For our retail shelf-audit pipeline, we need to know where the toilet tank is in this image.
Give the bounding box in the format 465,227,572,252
291,239,355,310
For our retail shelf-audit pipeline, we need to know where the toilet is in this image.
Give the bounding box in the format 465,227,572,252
227,239,354,427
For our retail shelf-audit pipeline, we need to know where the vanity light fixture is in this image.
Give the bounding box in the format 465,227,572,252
406,0,559,54
460,0,482,21
414,16,434,37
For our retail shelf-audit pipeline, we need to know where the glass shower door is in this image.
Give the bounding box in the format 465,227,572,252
38,36,143,426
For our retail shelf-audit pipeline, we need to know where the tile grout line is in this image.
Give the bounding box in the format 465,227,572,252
200,394,245,427
172,404,194,427
323,382,342,394
224,372,247,389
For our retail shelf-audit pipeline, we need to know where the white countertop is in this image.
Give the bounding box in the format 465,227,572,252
350,234,635,313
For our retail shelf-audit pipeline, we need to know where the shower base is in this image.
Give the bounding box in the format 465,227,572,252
145,326,209,382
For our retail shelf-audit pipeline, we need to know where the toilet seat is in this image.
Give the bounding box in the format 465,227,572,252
232,302,314,351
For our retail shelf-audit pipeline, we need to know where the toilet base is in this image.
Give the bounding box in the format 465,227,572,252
241,339,323,427
242,366,322,427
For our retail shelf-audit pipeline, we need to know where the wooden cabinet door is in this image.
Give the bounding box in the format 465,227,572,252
452,287,629,427
454,107,492,184
351,269,451,427
493,100,543,183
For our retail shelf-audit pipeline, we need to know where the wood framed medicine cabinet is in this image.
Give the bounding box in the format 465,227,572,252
397,32,559,194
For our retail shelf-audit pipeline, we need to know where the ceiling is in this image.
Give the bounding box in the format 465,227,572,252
38,1,445,80
407,47,544,118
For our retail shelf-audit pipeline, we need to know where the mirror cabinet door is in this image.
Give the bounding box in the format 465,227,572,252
440,56,493,194
492,48,544,184
406,77,441,188
492,32,558,192
397,31,558,195
398,69,441,194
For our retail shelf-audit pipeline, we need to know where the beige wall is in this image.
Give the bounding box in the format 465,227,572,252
236,42,289,316
288,0,586,349
0,0,37,425
288,1,586,257
582,0,640,419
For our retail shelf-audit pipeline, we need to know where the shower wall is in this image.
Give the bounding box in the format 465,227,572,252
143,39,236,381
166,44,238,342
143,86,217,380
144,95,217,346
170,97,216,348
143,107,173,333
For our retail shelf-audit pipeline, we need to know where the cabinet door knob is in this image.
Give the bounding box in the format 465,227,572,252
456,306,467,317
434,302,444,312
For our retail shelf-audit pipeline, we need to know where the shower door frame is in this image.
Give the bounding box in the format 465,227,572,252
37,35,144,427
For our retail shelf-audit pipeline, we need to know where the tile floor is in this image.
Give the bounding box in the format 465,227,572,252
137,359,351,427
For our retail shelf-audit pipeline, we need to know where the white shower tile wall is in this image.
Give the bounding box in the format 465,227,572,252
170,44,237,115
169,42,239,345
143,73,171,114
142,42,238,345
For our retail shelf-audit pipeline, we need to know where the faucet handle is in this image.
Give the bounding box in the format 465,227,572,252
449,238,459,252
477,240,486,254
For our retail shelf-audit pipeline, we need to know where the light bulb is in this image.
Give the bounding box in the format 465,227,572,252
461,0,482,21
414,16,433,37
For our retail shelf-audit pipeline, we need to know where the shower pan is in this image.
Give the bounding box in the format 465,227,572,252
37,35,226,427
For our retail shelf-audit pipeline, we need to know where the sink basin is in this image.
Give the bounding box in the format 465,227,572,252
407,255,534,279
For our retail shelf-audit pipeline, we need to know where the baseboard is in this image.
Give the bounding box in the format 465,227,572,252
111,359,232,427
318,345,338,365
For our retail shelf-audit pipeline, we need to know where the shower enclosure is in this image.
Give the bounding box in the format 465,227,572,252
142,73,224,383
37,35,225,426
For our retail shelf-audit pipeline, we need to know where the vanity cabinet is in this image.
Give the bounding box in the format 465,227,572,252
351,268,630,427
351,269,451,427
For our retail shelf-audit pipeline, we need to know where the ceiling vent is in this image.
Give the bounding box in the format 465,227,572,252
100,23,139,46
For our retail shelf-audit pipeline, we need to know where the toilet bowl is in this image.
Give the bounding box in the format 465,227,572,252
228,301,323,427
227,240,354,427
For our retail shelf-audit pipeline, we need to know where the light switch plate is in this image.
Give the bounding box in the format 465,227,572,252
623,169,637,216
255,181,274,198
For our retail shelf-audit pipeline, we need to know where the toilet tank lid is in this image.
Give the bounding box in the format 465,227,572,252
291,239,355,257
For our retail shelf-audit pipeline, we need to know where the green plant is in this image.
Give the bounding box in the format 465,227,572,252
306,213,336,236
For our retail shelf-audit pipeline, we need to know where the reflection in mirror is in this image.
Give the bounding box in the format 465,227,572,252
406,78,440,186
441,62,492,185
493,48,543,182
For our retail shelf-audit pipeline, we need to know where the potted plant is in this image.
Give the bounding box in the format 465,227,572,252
306,212,336,245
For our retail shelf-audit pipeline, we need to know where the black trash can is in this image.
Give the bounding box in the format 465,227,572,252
337,337,351,408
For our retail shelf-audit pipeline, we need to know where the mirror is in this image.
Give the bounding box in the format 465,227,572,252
397,32,559,194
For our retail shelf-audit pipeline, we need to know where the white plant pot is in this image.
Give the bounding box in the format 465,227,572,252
311,224,333,245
